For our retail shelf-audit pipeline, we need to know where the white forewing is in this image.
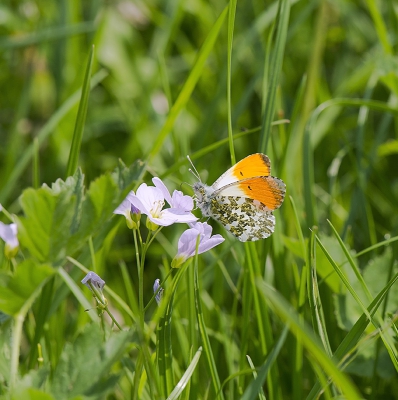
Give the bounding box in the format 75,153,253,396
211,166,240,190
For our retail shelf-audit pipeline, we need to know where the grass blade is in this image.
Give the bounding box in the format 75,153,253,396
307,268,398,399
166,347,202,400
315,235,398,371
259,0,290,153
65,45,95,178
257,280,362,400
227,0,237,164
194,253,225,400
246,355,266,400
149,6,228,161
241,326,289,400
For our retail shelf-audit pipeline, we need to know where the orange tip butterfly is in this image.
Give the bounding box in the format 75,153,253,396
188,153,286,242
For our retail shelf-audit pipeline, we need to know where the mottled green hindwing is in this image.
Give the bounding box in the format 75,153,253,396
209,196,275,242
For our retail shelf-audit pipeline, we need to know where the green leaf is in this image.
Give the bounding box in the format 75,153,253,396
307,265,398,399
0,319,11,383
50,324,132,399
72,173,118,245
18,177,81,262
0,259,54,316
315,234,351,294
17,161,142,265
11,388,55,400
19,365,51,392
377,139,398,157
18,175,80,263
0,260,54,316
111,158,146,192
335,248,398,330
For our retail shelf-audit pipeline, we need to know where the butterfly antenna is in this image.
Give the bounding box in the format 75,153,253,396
187,155,201,182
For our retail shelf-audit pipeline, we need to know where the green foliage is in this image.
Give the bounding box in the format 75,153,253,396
49,324,132,399
0,0,398,399
17,161,144,265
0,260,53,316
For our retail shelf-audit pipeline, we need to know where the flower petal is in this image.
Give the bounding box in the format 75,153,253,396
175,221,224,262
177,228,200,258
152,177,172,206
0,222,19,250
198,234,224,254
114,195,133,216
153,278,164,305
135,184,164,212
149,208,195,226
167,209,198,223
171,190,194,211
81,271,105,290
129,194,149,215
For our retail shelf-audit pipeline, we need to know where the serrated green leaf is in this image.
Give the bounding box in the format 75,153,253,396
72,173,119,246
50,324,132,400
19,365,51,392
18,179,79,264
0,260,54,316
17,166,135,265
111,158,146,192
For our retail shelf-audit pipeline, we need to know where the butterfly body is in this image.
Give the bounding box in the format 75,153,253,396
192,154,285,242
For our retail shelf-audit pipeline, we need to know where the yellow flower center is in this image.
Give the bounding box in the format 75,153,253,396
150,200,164,218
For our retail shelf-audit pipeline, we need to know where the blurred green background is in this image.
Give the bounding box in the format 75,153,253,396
1,0,398,398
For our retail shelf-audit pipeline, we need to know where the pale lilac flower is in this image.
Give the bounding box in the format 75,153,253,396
171,222,224,268
81,271,105,291
152,177,194,212
0,222,19,253
114,192,136,217
153,278,164,306
81,271,106,305
114,191,141,229
129,180,197,227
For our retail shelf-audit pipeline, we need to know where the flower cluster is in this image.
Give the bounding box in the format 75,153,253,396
114,177,197,230
83,177,225,323
114,177,224,266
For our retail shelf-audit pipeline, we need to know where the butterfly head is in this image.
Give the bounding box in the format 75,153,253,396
192,181,215,217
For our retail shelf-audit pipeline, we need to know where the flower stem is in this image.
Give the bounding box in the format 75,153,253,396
105,307,123,330
143,268,173,312
10,314,24,395
138,232,151,328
